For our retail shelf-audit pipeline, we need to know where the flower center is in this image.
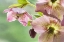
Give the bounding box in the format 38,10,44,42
16,14,22,19
49,0,59,7
16,13,25,19
47,23,60,34
51,0,57,3
48,27,54,34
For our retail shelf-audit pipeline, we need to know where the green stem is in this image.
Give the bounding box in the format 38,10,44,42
27,1,36,8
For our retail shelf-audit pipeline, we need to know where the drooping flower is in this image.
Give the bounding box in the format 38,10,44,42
35,0,64,21
31,15,64,42
4,8,32,26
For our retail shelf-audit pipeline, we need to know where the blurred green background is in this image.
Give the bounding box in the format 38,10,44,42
0,0,38,42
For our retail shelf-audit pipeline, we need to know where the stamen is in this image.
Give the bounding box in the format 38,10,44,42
48,27,55,34
51,0,57,3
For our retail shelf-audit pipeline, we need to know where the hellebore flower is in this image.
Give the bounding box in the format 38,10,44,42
35,0,64,21
4,8,32,26
31,15,64,42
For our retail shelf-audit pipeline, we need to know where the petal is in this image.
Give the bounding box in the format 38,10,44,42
60,0,64,7
32,26,46,34
53,32,64,42
50,6,64,21
61,15,64,26
4,8,12,13
32,15,50,34
32,15,50,26
26,13,32,20
37,0,48,3
35,3,64,22
35,3,52,14
12,8,26,14
39,32,53,42
59,26,64,32
7,11,16,22
18,12,32,26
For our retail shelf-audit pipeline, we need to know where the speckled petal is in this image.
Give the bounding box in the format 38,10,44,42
39,32,53,42
53,32,64,42
45,6,64,22
59,26,64,32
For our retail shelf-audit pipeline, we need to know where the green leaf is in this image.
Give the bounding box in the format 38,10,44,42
9,4,22,8
17,0,30,8
18,0,28,4
34,15,41,18
9,3,28,8
18,0,36,8
27,21,32,26
37,12,43,16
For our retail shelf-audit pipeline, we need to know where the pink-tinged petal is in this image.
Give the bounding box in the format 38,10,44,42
25,13,32,20
60,0,64,7
39,32,53,42
7,11,16,22
35,3,64,21
59,26,64,32
18,12,32,26
4,8,12,13
32,15,50,26
37,0,49,3
32,26,46,34
51,6,64,21
53,32,64,42
35,3,52,14
61,15,64,26
32,15,50,34
12,8,26,14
